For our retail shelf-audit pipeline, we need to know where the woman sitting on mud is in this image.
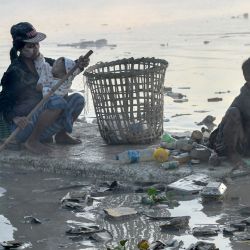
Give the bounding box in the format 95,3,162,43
0,22,90,154
209,58,250,169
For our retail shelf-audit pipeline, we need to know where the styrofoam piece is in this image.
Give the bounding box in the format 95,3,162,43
167,174,210,193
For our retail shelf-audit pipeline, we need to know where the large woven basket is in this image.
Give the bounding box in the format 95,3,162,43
84,57,168,144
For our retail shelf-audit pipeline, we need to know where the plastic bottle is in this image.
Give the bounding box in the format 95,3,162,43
116,148,155,164
161,161,180,170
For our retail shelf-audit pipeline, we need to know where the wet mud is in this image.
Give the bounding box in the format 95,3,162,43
1,166,250,249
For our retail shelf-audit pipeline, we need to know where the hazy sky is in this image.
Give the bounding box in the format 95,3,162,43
1,0,250,42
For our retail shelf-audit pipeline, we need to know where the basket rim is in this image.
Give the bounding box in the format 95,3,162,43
84,57,168,79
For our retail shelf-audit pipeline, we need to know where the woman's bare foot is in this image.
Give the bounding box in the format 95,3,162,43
24,140,50,154
55,132,82,145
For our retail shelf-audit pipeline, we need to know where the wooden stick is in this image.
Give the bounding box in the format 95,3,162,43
0,50,93,151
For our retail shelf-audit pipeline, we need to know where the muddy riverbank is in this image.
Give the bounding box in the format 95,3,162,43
1,164,250,249
1,122,250,249
0,122,234,184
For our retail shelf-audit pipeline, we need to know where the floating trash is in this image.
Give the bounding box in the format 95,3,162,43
160,216,190,230
1,240,23,249
104,207,137,219
66,224,101,235
192,226,219,237
23,216,41,224
201,182,227,200
207,97,223,102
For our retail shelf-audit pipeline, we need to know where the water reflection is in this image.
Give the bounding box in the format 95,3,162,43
75,193,233,249
0,187,16,242
0,187,6,197
1,165,250,249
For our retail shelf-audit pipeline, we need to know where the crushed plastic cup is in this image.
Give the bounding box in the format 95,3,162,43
161,133,176,143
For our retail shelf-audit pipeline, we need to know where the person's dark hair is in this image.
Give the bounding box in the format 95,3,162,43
9,22,46,62
10,40,25,62
242,58,250,81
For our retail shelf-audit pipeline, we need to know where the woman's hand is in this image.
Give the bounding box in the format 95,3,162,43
13,116,30,129
78,55,90,71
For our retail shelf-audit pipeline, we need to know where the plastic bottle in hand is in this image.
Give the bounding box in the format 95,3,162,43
116,148,155,164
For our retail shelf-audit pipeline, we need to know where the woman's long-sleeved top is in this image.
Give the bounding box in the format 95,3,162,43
0,56,54,122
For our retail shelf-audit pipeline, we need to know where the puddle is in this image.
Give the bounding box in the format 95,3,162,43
0,187,6,197
1,167,250,249
0,215,16,242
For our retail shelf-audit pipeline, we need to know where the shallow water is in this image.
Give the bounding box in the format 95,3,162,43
1,1,250,132
1,166,250,249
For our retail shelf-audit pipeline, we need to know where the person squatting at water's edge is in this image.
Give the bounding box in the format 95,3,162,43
209,58,250,170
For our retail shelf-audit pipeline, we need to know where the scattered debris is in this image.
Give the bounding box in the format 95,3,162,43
187,241,218,250
230,222,246,231
137,239,150,250
168,174,210,193
191,130,203,144
107,239,128,250
232,232,250,242
214,90,230,94
176,139,193,151
141,188,179,207
104,207,137,219
166,91,186,99
223,226,238,236
173,152,191,164
178,87,191,89
241,217,250,225
192,226,219,237
160,216,190,230
161,160,180,170
201,127,211,141
173,98,189,103
61,201,85,211
201,182,227,200
57,39,117,49
207,97,223,102
194,110,210,113
191,159,200,165
66,224,101,235
0,240,23,249
61,190,91,203
171,113,192,118
238,206,250,216
163,86,172,92
148,239,183,250
197,115,216,131
190,147,211,162
90,230,113,243
23,216,41,224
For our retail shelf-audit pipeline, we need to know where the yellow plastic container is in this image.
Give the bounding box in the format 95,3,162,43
153,147,169,163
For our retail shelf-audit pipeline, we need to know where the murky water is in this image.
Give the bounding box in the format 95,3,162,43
1,166,250,249
1,1,250,132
